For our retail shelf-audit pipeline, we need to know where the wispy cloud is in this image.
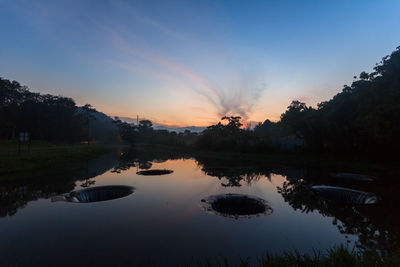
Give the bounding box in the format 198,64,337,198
98,1,268,121
112,0,189,41
111,36,267,119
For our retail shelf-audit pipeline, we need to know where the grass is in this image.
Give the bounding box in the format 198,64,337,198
187,245,400,267
0,140,110,177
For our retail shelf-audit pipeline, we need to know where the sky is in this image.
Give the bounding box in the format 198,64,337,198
1,0,400,127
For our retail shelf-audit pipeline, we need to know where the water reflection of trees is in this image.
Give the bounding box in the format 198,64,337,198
195,156,308,187
0,152,118,218
111,148,270,187
0,177,76,217
277,179,400,256
200,166,266,186
111,147,190,173
111,147,309,189
4,146,399,257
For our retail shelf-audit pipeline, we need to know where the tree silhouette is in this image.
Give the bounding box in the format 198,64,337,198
221,116,242,129
0,77,87,142
82,104,97,144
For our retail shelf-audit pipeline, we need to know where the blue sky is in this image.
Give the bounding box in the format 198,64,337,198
1,0,399,126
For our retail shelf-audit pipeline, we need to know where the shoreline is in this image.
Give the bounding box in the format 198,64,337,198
1,141,399,180
131,143,400,178
0,140,111,177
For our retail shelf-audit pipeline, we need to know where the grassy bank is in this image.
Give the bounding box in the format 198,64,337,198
189,246,400,267
0,140,109,176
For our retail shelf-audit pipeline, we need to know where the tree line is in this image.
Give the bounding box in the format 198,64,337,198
2,45,399,155
197,46,400,155
117,46,400,155
279,46,400,154
0,78,89,142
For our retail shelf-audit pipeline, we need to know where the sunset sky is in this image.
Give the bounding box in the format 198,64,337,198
1,0,400,127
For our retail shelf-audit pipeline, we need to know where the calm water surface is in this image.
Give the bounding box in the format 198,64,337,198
0,148,399,266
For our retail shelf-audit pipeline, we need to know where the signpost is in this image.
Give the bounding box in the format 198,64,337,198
18,132,31,155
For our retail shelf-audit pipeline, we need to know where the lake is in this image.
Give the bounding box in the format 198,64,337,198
0,147,399,266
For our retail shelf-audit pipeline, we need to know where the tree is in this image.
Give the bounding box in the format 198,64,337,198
113,118,137,144
82,104,97,144
0,77,88,142
359,71,369,80
278,46,400,154
139,120,152,129
221,116,243,129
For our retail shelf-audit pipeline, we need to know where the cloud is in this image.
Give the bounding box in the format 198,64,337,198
112,0,189,41
99,3,268,121
113,37,267,119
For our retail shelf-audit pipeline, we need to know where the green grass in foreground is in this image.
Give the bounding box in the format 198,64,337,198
0,140,109,176
189,246,400,267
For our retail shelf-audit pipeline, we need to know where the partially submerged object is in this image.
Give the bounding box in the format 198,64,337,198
51,185,135,203
312,185,377,205
200,194,273,219
136,169,173,176
330,173,375,182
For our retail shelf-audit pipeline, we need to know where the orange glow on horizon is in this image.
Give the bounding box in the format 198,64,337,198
106,111,282,128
